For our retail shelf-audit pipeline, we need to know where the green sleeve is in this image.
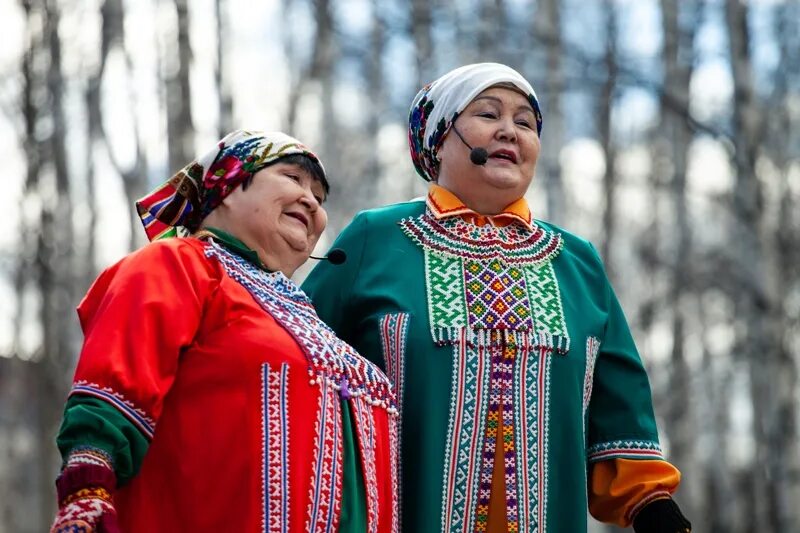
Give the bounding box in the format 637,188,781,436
56,395,149,484
586,247,662,461
302,212,369,342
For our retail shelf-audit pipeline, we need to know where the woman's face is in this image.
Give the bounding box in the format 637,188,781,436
437,86,541,214
218,161,328,276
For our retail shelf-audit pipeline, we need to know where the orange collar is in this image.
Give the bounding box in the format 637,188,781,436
426,184,533,230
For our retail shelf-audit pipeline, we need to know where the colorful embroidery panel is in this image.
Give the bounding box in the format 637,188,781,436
398,208,571,532
523,262,570,353
378,313,410,532
474,339,521,533
514,343,553,533
399,212,562,267
352,398,380,533
440,331,493,532
206,241,397,413
464,259,534,331
263,363,290,533
306,379,343,533
402,211,569,354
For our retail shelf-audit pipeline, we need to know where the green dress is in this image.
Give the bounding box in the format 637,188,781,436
303,198,667,533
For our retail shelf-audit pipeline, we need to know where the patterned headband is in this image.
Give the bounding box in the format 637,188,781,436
136,130,325,241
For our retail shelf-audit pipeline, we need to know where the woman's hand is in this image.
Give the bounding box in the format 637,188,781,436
50,488,120,533
633,498,691,533
51,448,120,533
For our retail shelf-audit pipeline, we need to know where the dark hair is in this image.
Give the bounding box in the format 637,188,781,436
242,154,329,198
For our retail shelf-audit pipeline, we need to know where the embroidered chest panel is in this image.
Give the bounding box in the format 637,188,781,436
399,211,570,353
206,241,397,413
399,210,573,532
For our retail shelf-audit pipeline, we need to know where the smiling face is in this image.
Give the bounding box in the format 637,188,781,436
437,86,541,214
203,159,328,277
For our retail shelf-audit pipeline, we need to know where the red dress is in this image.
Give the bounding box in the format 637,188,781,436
69,237,398,532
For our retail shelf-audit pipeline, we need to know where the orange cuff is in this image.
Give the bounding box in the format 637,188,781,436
588,458,681,527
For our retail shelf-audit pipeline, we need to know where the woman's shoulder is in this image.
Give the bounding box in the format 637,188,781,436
535,219,606,270
105,237,219,281
360,198,427,223
124,236,209,264
343,198,427,233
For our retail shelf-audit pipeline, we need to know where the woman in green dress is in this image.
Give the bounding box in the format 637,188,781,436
303,63,690,533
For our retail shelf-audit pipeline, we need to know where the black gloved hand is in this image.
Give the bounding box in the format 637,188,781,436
633,498,691,533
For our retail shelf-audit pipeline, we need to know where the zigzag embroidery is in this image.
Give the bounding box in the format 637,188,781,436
399,213,562,267
206,240,397,414
587,440,664,462
70,382,156,439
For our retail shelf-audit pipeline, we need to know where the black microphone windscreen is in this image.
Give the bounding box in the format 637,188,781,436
326,248,347,265
470,147,489,165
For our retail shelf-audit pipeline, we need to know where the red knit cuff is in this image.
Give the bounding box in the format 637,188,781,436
56,449,117,504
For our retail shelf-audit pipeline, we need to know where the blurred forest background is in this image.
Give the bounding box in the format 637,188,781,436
0,0,798,531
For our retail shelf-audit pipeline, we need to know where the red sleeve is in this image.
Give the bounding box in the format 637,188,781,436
71,238,219,439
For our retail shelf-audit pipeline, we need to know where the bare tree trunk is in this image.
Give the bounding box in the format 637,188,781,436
6,2,46,529
362,0,386,209
410,0,434,87
598,0,617,273
96,0,148,250
282,0,302,133
477,0,504,58
37,0,77,526
84,80,99,283
724,1,786,530
764,2,800,529
698,296,736,533
659,0,699,518
534,0,565,225
215,0,233,137
166,0,194,173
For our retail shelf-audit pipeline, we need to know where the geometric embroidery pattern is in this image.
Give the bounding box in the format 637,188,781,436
440,331,493,532
514,341,551,533
400,212,562,267
401,208,566,533
263,363,290,533
583,337,601,418
379,313,410,532
474,338,520,533
69,382,156,440
524,262,570,353
464,259,533,331
63,447,114,471
586,440,664,463
305,378,343,533
407,210,570,353
426,252,467,329
206,240,397,414
352,398,380,533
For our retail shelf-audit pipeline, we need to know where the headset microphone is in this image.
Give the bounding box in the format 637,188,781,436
309,248,347,265
451,126,489,166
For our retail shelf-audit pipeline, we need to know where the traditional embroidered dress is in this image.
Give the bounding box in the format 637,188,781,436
302,184,681,532
56,231,399,532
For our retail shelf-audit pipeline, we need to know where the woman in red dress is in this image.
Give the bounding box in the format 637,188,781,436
50,130,398,533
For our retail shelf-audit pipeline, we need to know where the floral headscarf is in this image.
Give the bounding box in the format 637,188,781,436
408,63,543,182
136,130,326,241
